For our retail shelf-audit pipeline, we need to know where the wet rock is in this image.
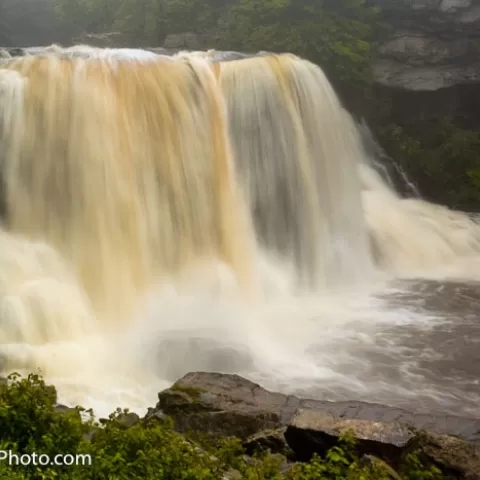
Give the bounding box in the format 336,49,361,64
415,433,480,480
285,409,414,465
243,427,291,456
71,32,131,48
222,469,242,480
54,403,75,415
156,377,280,439
156,372,480,443
152,372,480,475
360,455,402,480
144,407,167,423
117,412,140,428
6,48,26,57
163,33,204,50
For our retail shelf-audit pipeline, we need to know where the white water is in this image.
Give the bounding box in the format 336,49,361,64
0,47,479,419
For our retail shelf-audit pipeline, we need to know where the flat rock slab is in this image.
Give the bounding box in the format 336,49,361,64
164,372,480,443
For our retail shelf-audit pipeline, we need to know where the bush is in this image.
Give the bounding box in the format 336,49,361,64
0,373,442,479
378,120,480,211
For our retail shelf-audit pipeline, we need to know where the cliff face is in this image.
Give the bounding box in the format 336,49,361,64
371,0,480,91
369,0,480,129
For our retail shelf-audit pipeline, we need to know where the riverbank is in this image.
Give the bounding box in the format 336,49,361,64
0,371,478,479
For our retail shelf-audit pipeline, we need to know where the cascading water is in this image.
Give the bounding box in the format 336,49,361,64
0,45,479,418
215,54,374,289
0,53,257,323
357,118,421,198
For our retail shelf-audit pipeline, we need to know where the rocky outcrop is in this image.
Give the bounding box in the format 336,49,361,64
148,372,480,479
0,47,27,57
163,33,206,50
370,0,480,91
71,32,132,48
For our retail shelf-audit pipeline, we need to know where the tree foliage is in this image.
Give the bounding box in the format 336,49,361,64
45,0,380,86
221,0,380,86
379,120,480,211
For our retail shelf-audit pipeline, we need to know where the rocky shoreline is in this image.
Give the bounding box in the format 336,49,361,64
1,370,479,477
98,372,479,479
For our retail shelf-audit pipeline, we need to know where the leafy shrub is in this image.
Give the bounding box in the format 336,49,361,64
379,120,480,210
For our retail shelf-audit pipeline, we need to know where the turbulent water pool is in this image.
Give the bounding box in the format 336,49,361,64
283,280,480,418
105,276,479,421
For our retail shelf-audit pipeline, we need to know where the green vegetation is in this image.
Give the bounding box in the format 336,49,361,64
0,373,443,479
49,0,382,88
220,0,381,87
379,120,480,211
170,382,204,400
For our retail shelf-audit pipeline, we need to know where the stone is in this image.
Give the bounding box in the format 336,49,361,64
360,455,402,479
71,32,131,48
369,0,480,91
143,407,167,423
156,372,480,443
54,403,75,415
6,48,26,57
156,376,281,439
243,428,291,456
222,469,242,480
149,372,480,476
163,33,203,50
414,433,480,479
285,409,415,465
117,412,140,429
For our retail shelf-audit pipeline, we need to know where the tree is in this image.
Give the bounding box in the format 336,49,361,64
220,0,381,87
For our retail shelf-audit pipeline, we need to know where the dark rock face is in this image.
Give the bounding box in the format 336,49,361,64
71,32,132,48
163,33,206,50
152,372,480,479
0,47,27,57
370,0,480,91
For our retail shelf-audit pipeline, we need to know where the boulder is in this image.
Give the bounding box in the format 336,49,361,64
71,32,132,48
151,372,480,478
163,33,204,50
415,433,480,480
285,409,415,465
2,48,26,57
156,378,281,438
116,411,140,429
53,403,76,415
